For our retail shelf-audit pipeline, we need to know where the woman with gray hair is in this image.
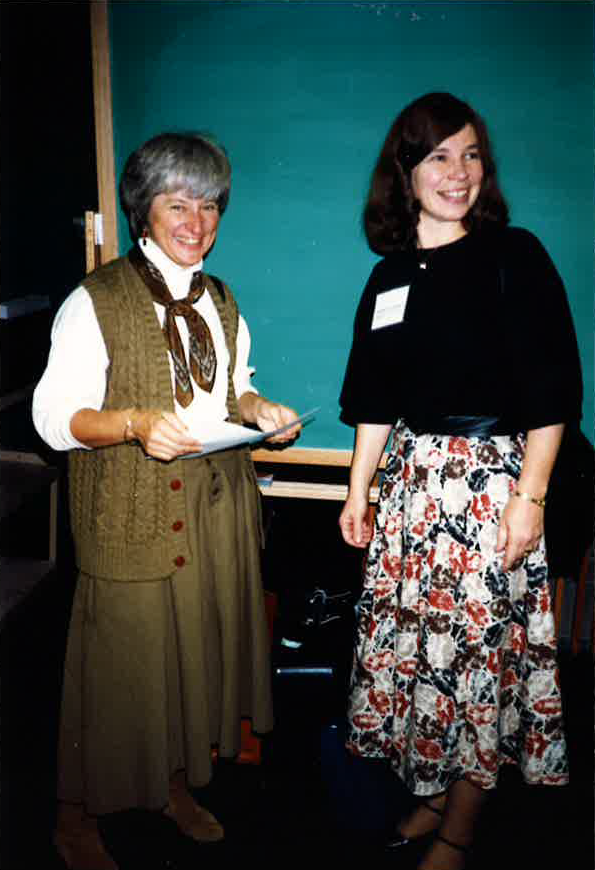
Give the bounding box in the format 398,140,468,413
33,132,300,869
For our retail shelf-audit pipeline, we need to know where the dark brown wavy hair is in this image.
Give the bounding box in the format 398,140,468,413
364,92,509,254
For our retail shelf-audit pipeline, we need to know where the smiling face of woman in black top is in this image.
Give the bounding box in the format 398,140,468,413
410,124,484,250
363,92,509,255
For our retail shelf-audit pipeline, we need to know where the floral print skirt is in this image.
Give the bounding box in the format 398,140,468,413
346,421,568,795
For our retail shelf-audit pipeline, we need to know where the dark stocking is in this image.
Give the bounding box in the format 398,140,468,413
398,792,447,839
418,779,489,870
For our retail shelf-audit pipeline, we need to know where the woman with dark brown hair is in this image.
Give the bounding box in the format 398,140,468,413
339,93,582,869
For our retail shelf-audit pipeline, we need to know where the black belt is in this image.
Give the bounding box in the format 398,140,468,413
403,415,518,438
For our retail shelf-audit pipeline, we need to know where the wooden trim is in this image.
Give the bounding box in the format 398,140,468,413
257,480,380,503
251,446,386,501
251,446,387,469
90,0,119,263
84,211,96,273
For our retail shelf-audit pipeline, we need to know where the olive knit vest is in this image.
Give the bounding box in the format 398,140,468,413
69,254,244,581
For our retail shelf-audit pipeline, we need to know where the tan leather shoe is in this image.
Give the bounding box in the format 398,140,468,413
164,778,224,843
55,804,118,870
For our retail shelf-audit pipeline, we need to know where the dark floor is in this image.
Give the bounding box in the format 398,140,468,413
2,556,592,870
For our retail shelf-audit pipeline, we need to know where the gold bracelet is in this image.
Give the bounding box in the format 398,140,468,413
514,489,546,508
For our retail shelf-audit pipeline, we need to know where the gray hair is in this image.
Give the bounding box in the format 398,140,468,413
119,132,231,241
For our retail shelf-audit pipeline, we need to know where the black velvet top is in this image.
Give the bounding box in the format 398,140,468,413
339,227,583,433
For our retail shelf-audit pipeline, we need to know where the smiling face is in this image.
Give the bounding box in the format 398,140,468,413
410,123,483,248
146,190,220,267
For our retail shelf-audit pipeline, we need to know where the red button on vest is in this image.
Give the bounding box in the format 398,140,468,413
172,520,183,532
174,555,185,568
170,479,182,491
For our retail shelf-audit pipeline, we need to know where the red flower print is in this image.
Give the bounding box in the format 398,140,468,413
415,738,442,760
376,577,395,597
364,650,396,671
448,437,472,458
487,650,501,675
449,542,467,576
525,730,548,759
368,689,391,717
502,668,517,688
539,589,550,614
411,521,425,537
381,553,402,579
533,697,562,717
468,704,497,727
425,499,439,523
352,712,381,731
396,659,417,676
467,600,490,627
471,494,492,522
436,695,455,726
476,745,498,772
467,626,481,644
429,589,455,612
510,624,526,654
405,554,423,580
395,690,410,719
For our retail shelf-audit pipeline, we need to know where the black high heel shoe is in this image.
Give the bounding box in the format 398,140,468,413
385,799,444,849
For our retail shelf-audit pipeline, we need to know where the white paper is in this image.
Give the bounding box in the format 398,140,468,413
371,285,410,330
182,407,319,458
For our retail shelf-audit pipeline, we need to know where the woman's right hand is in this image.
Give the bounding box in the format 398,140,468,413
339,422,391,549
129,409,203,461
339,492,373,548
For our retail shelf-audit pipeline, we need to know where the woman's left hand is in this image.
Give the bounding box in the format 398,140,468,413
254,399,301,443
238,392,301,443
496,495,544,570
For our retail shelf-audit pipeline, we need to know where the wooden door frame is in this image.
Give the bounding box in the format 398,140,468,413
90,0,119,263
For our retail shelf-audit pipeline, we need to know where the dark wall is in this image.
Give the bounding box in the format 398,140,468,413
2,0,97,309
1,1,97,450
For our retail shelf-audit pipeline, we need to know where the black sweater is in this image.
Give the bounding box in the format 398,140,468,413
339,227,582,433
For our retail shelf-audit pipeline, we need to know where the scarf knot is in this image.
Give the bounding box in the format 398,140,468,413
129,246,217,406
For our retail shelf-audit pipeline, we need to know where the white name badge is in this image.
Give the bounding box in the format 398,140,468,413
371,285,410,330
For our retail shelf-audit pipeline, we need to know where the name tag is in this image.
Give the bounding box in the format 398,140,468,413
371,285,410,330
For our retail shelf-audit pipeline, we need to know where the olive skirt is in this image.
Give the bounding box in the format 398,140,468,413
57,449,273,815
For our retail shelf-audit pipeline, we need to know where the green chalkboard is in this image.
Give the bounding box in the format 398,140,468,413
109,0,593,447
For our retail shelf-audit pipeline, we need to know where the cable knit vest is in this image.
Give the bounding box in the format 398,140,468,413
69,254,245,581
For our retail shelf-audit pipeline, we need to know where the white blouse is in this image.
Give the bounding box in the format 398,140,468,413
32,238,257,451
